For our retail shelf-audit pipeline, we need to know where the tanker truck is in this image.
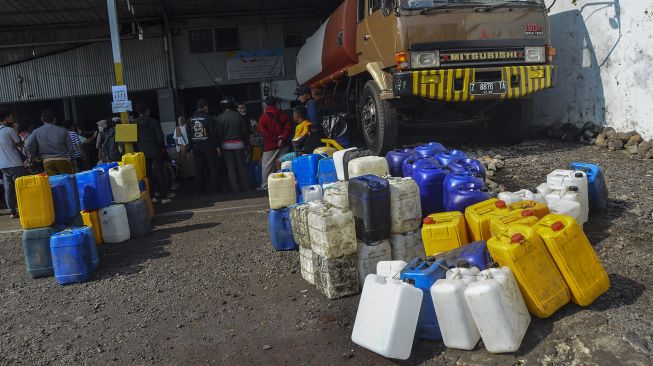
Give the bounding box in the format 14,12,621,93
296,0,556,154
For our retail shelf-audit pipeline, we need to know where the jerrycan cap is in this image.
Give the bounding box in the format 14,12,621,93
495,200,507,209
456,260,471,268
575,172,584,178
521,210,535,217
568,186,579,192
511,233,525,243
551,221,565,231
423,217,434,225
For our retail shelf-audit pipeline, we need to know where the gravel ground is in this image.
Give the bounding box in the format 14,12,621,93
0,139,652,365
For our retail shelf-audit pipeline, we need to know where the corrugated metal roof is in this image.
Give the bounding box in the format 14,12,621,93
0,0,341,28
0,37,169,102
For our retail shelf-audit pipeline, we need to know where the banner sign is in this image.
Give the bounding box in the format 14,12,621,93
227,49,284,80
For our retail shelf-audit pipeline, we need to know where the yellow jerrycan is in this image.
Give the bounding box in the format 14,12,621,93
490,209,539,237
465,199,510,242
507,200,550,219
81,210,103,245
421,212,469,256
16,175,55,229
534,214,610,306
488,224,570,318
121,152,147,181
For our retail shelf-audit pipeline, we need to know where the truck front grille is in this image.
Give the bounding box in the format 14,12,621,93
440,48,525,68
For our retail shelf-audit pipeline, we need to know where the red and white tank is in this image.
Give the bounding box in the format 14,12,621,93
296,0,358,87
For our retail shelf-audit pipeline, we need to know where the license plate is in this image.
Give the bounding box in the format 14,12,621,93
469,81,507,95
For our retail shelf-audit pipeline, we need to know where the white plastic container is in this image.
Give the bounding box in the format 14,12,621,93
497,189,536,205
464,266,531,353
387,177,422,234
281,160,292,171
431,266,481,350
376,260,408,281
348,156,390,179
547,192,583,228
99,204,130,243
351,274,423,360
290,202,327,248
536,182,553,197
357,240,392,286
268,172,297,209
546,170,589,223
323,181,349,209
308,206,357,258
546,169,575,187
108,165,140,203
299,246,315,285
333,147,357,181
390,231,425,262
301,184,323,202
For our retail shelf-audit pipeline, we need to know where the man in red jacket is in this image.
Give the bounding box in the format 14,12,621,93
257,96,291,190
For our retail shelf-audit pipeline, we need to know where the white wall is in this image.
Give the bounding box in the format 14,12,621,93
534,0,653,139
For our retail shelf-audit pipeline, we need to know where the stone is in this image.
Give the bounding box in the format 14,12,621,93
487,162,497,171
595,134,607,148
617,131,638,142
584,130,595,138
602,126,615,135
637,141,653,156
626,144,639,155
605,130,619,141
608,139,623,151
628,134,643,144
647,149,653,159
262,345,272,350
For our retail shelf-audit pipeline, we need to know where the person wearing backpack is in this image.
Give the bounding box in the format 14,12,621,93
257,96,291,190
100,117,122,163
188,98,220,196
136,102,172,204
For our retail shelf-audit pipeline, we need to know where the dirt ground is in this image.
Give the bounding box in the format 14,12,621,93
1,139,652,365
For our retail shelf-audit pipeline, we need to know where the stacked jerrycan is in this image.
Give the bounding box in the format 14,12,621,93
290,201,327,284
570,162,609,211
348,156,389,179
412,161,449,217
317,157,338,185
268,171,299,251
109,163,151,240
323,181,349,209
385,148,414,177
387,177,424,262
350,175,392,285
443,158,487,212
538,169,589,227
422,212,470,256
77,166,115,243
49,175,81,226
292,154,321,193
400,258,448,340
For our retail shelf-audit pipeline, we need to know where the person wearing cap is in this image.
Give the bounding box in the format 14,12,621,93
296,85,322,125
257,96,291,190
217,96,250,192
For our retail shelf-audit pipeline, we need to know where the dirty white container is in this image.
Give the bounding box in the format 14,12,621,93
547,191,584,227
290,202,327,248
357,240,392,286
348,156,390,179
390,231,425,262
333,147,357,181
388,177,422,234
99,204,130,243
351,274,424,360
108,165,140,203
308,206,357,258
323,181,349,209
546,169,575,187
536,182,553,198
464,266,531,353
313,252,360,299
497,189,536,205
299,246,315,285
268,172,297,209
301,184,323,202
376,260,408,281
281,160,292,171
431,266,481,350
547,170,589,223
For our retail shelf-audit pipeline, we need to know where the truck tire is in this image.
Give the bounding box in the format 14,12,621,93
359,80,398,155
489,98,532,144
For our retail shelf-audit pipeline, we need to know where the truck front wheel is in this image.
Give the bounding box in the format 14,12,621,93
359,80,398,155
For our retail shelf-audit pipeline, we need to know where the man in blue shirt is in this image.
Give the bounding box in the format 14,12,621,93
296,86,322,125
0,111,26,218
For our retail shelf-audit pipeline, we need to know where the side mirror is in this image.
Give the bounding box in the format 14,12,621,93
381,0,395,17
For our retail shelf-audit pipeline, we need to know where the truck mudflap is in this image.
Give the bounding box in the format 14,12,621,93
393,65,555,102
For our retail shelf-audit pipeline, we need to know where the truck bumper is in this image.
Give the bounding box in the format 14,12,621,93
393,65,555,102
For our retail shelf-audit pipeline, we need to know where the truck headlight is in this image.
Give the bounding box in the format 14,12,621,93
524,47,545,63
411,51,440,69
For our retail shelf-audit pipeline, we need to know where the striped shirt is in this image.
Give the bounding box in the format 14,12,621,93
68,131,82,158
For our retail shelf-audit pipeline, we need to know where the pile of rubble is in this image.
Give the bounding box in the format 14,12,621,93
466,151,507,197
536,122,653,159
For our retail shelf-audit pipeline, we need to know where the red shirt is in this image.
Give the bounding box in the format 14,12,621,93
258,106,291,152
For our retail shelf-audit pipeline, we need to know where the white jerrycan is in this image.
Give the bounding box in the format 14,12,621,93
497,189,535,205
547,186,584,228
333,147,357,181
301,184,323,202
376,260,408,281
464,266,531,353
357,240,392,286
351,274,423,360
562,172,589,223
430,264,481,350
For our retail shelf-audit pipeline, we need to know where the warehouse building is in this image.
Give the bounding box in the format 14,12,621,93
0,0,340,135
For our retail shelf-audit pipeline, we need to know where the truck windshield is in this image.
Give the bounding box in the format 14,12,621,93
400,0,544,11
